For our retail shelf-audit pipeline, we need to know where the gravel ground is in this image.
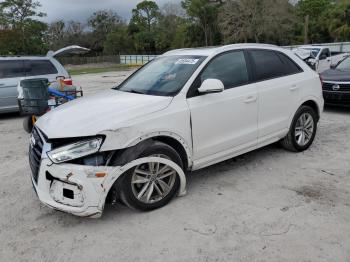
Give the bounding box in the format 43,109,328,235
0,71,350,262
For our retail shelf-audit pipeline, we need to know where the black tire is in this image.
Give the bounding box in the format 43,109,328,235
23,116,34,133
113,141,183,211
280,105,318,152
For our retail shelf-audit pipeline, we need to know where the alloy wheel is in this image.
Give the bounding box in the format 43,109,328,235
131,155,177,204
295,112,314,146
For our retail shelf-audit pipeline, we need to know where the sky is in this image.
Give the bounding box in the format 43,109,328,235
38,0,182,23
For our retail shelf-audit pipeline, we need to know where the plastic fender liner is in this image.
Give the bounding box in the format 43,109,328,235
99,157,187,210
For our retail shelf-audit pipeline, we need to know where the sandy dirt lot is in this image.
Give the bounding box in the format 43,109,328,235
0,71,350,262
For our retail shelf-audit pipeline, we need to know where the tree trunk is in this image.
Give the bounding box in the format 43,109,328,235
304,15,309,44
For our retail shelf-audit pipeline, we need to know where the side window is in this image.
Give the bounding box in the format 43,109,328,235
250,50,287,81
0,60,25,79
200,51,249,89
250,50,302,81
276,52,303,75
320,48,330,59
26,60,58,77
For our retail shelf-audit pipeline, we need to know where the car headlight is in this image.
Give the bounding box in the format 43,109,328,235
48,137,103,164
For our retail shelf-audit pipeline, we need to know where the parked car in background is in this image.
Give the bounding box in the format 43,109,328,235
321,56,350,106
0,46,89,114
293,45,349,73
30,44,324,217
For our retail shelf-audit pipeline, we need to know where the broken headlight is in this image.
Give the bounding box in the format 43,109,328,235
48,137,103,164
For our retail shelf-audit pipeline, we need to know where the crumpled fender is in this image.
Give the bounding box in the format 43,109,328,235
97,156,187,212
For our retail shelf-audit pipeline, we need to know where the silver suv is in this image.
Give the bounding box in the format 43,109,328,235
0,46,89,113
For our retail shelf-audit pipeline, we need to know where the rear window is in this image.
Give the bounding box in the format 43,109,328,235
249,50,302,82
0,60,25,79
25,60,58,76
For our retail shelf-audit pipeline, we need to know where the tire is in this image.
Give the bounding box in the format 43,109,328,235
280,105,318,152
23,116,34,133
113,141,183,211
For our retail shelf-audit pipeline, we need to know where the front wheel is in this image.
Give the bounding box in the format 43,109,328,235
280,105,318,152
116,141,183,211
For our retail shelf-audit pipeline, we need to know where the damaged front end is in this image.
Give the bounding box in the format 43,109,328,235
29,128,186,218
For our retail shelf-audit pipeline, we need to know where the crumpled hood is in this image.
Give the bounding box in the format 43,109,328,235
321,69,350,82
36,90,172,139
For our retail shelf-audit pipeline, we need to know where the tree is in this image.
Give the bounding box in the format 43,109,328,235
181,0,222,46
155,3,187,51
296,0,332,43
88,10,123,52
324,1,350,41
129,1,161,53
130,0,160,32
104,27,133,55
47,20,65,50
0,0,46,54
218,0,295,45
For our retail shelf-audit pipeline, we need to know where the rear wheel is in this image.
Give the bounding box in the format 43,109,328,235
280,105,317,152
115,141,183,211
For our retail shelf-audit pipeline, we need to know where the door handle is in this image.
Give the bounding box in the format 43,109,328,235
290,85,299,91
0,84,4,87
244,95,257,103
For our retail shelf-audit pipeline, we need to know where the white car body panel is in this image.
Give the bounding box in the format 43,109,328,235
188,82,258,160
31,43,324,217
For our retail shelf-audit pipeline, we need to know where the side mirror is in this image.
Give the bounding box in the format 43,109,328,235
198,79,224,94
330,64,337,69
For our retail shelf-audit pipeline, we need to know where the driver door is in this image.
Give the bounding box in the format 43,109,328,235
186,51,258,164
317,48,331,73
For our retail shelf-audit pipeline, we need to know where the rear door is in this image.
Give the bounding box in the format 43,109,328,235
0,60,25,112
247,49,303,144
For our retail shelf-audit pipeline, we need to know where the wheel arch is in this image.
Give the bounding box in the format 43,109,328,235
126,132,192,171
288,98,322,130
301,99,321,121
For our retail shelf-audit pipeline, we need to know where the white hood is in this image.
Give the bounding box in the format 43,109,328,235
36,90,172,139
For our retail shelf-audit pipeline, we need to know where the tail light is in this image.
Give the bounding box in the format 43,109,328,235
63,79,73,86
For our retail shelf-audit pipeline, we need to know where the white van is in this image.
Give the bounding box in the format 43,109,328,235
0,46,89,113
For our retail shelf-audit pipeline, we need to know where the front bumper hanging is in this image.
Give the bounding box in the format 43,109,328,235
31,156,187,218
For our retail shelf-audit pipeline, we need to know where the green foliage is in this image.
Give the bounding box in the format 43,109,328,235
219,0,296,45
296,0,332,43
0,0,47,55
324,1,350,41
88,10,124,53
0,0,350,56
130,1,160,32
181,0,222,46
104,28,133,55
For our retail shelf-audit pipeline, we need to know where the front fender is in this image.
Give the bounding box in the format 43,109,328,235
99,129,193,168
98,157,187,211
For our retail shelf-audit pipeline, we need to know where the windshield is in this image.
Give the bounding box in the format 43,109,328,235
116,55,206,96
301,48,321,58
336,56,350,71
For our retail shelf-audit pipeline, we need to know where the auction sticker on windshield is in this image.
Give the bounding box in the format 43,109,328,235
175,59,199,65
